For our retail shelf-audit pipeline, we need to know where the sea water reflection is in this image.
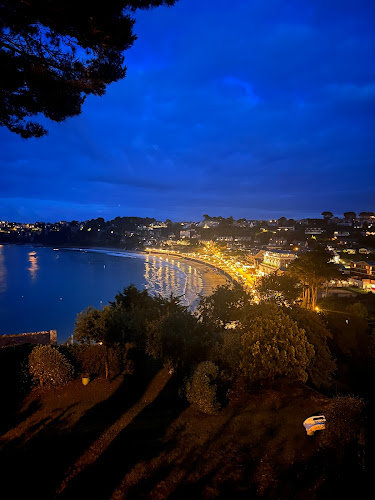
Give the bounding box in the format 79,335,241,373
0,246,205,341
28,251,39,280
144,254,203,308
0,245,7,293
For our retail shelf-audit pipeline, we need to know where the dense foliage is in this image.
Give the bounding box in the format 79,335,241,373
0,0,176,137
285,307,336,388
255,273,300,306
287,249,339,310
240,307,314,383
28,345,73,387
197,282,251,329
67,280,370,407
186,361,220,414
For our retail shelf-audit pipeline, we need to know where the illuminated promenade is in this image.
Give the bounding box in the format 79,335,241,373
146,245,255,290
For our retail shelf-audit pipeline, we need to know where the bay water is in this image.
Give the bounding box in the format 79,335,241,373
0,245,203,343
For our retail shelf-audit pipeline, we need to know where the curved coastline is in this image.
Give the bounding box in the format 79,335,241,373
0,245,228,342
142,249,237,284
68,247,229,300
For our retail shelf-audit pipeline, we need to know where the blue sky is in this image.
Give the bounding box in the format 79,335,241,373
1,0,374,222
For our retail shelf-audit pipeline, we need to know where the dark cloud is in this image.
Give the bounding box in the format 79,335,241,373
0,0,374,221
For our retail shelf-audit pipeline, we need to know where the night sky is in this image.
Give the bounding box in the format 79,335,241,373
1,0,374,223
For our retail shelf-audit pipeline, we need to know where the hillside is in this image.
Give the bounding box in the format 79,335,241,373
0,356,367,500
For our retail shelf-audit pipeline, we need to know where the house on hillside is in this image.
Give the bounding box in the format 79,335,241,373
350,261,375,281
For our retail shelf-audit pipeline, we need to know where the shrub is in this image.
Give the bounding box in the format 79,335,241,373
28,345,74,387
319,395,365,448
186,361,220,414
66,343,133,379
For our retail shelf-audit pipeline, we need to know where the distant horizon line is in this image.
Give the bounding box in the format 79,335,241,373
1,210,374,225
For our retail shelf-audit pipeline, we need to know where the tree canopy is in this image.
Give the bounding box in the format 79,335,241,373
287,249,340,310
254,273,300,306
0,0,176,137
240,306,314,383
197,283,252,330
285,307,336,388
321,211,333,220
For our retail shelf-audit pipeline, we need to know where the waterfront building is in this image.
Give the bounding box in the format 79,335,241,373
350,261,375,281
258,250,297,275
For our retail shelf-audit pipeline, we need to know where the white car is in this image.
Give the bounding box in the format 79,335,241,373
303,415,326,436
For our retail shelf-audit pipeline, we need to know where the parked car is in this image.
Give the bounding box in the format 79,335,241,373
303,415,326,436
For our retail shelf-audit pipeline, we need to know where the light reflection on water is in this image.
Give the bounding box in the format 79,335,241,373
28,251,39,280
0,245,7,293
144,255,203,309
0,246,207,341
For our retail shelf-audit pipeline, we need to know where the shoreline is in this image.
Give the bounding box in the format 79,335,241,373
0,245,229,343
65,246,229,299
3,243,231,299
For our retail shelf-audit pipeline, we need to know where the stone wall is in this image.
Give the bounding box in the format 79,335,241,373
0,330,57,348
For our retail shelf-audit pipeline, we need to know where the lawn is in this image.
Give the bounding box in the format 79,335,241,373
0,357,368,499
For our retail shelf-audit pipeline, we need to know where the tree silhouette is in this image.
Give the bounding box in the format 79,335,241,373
287,249,340,310
255,273,300,306
0,0,176,137
321,211,333,220
74,305,114,379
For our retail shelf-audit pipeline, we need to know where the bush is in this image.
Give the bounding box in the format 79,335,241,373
28,345,74,387
66,343,133,379
186,361,220,414
319,395,365,448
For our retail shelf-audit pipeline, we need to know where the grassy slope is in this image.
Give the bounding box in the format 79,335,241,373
0,359,367,500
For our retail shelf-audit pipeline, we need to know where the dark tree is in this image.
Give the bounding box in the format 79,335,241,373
287,249,340,310
197,283,252,330
240,305,314,383
359,211,375,219
344,212,356,220
321,211,333,220
285,307,336,388
0,0,176,137
255,272,300,306
74,305,114,379
148,307,214,371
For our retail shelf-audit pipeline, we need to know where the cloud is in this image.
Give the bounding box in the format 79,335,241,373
0,0,374,221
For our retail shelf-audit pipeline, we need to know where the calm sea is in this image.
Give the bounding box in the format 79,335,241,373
0,245,203,343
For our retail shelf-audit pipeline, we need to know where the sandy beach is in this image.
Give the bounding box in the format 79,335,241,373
159,254,230,297
75,247,229,299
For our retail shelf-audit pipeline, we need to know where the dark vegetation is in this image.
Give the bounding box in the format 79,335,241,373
0,0,177,137
0,216,161,248
1,255,374,498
